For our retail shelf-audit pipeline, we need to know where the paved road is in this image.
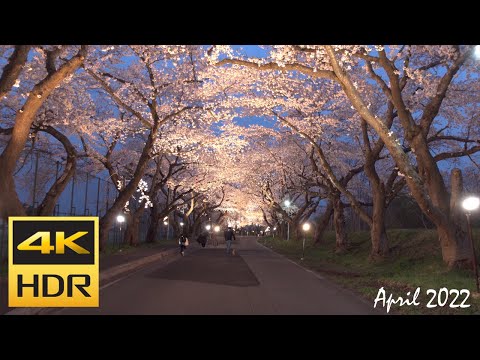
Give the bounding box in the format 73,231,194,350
0,243,175,315
56,236,379,315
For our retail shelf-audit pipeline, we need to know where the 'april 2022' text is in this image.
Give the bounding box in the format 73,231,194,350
373,287,470,313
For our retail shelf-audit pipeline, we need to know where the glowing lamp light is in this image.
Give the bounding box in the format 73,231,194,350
116,215,125,223
163,221,168,226
214,226,220,232
462,196,480,212
475,45,480,59
273,227,277,231
206,224,212,231
163,216,168,221
284,200,291,207
180,222,184,227
462,195,480,293
302,223,311,232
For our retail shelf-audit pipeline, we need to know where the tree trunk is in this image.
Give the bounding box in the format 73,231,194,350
333,194,348,253
99,216,115,251
438,169,469,267
0,46,86,220
413,134,470,267
314,199,333,244
123,212,142,246
294,222,300,241
370,188,388,259
0,172,25,217
0,45,31,99
145,204,159,243
122,214,134,246
438,223,470,267
323,46,472,267
145,219,159,243
37,126,77,216
363,154,389,258
99,120,159,251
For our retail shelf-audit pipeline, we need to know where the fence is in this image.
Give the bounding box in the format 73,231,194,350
0,149,172,273
13,150,118,218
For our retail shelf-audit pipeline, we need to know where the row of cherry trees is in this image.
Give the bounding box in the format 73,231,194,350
0,45,246,250
209,45,480,267
1,45,479,267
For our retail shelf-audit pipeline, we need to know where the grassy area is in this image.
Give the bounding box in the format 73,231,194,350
259,229,480,315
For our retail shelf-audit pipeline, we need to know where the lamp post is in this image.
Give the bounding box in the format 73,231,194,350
273,227,276,239
214,225,220,246
205,223,212,245
301,222,311,260
284,200,291,241
163,216,169,241
462,196,480,293
116,214,125,249
179,222,184,238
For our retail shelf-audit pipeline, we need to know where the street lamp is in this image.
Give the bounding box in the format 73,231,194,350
284,200,291,241
163,221,170,241
301,223,311,260
214,225,220,232
163,216,170,241
462,196,480,293
206,224,211,231
273,227,277,239
116,214,125,249
475,45,480,59
180,222,184,227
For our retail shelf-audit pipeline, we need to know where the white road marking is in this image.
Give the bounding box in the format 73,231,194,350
253,239,325,280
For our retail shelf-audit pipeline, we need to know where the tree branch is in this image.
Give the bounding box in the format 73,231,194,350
216,58,337,81
0,45,31,99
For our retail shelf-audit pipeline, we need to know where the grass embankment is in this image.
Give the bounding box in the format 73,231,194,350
259,229,480,315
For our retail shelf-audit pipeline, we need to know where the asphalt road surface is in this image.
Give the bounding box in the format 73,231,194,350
56,236,378,315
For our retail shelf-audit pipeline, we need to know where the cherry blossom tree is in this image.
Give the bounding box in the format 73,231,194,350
0,45,87,219
82,45,224,249
214,45,480,267
2,44,478,268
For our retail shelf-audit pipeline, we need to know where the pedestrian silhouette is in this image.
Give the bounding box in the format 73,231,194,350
178,234,189,256
196,232,208,248
224,227,236,255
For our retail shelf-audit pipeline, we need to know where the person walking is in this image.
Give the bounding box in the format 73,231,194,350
178,233,189,256
224,226,236,255
196,232,208,248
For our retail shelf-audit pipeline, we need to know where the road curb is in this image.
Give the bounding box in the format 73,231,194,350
5,247,179,315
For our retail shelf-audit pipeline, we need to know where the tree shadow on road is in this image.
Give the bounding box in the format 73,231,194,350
146,249,260,287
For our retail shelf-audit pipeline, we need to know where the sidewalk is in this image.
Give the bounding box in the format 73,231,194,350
0,242,178,315
99,243,177,271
